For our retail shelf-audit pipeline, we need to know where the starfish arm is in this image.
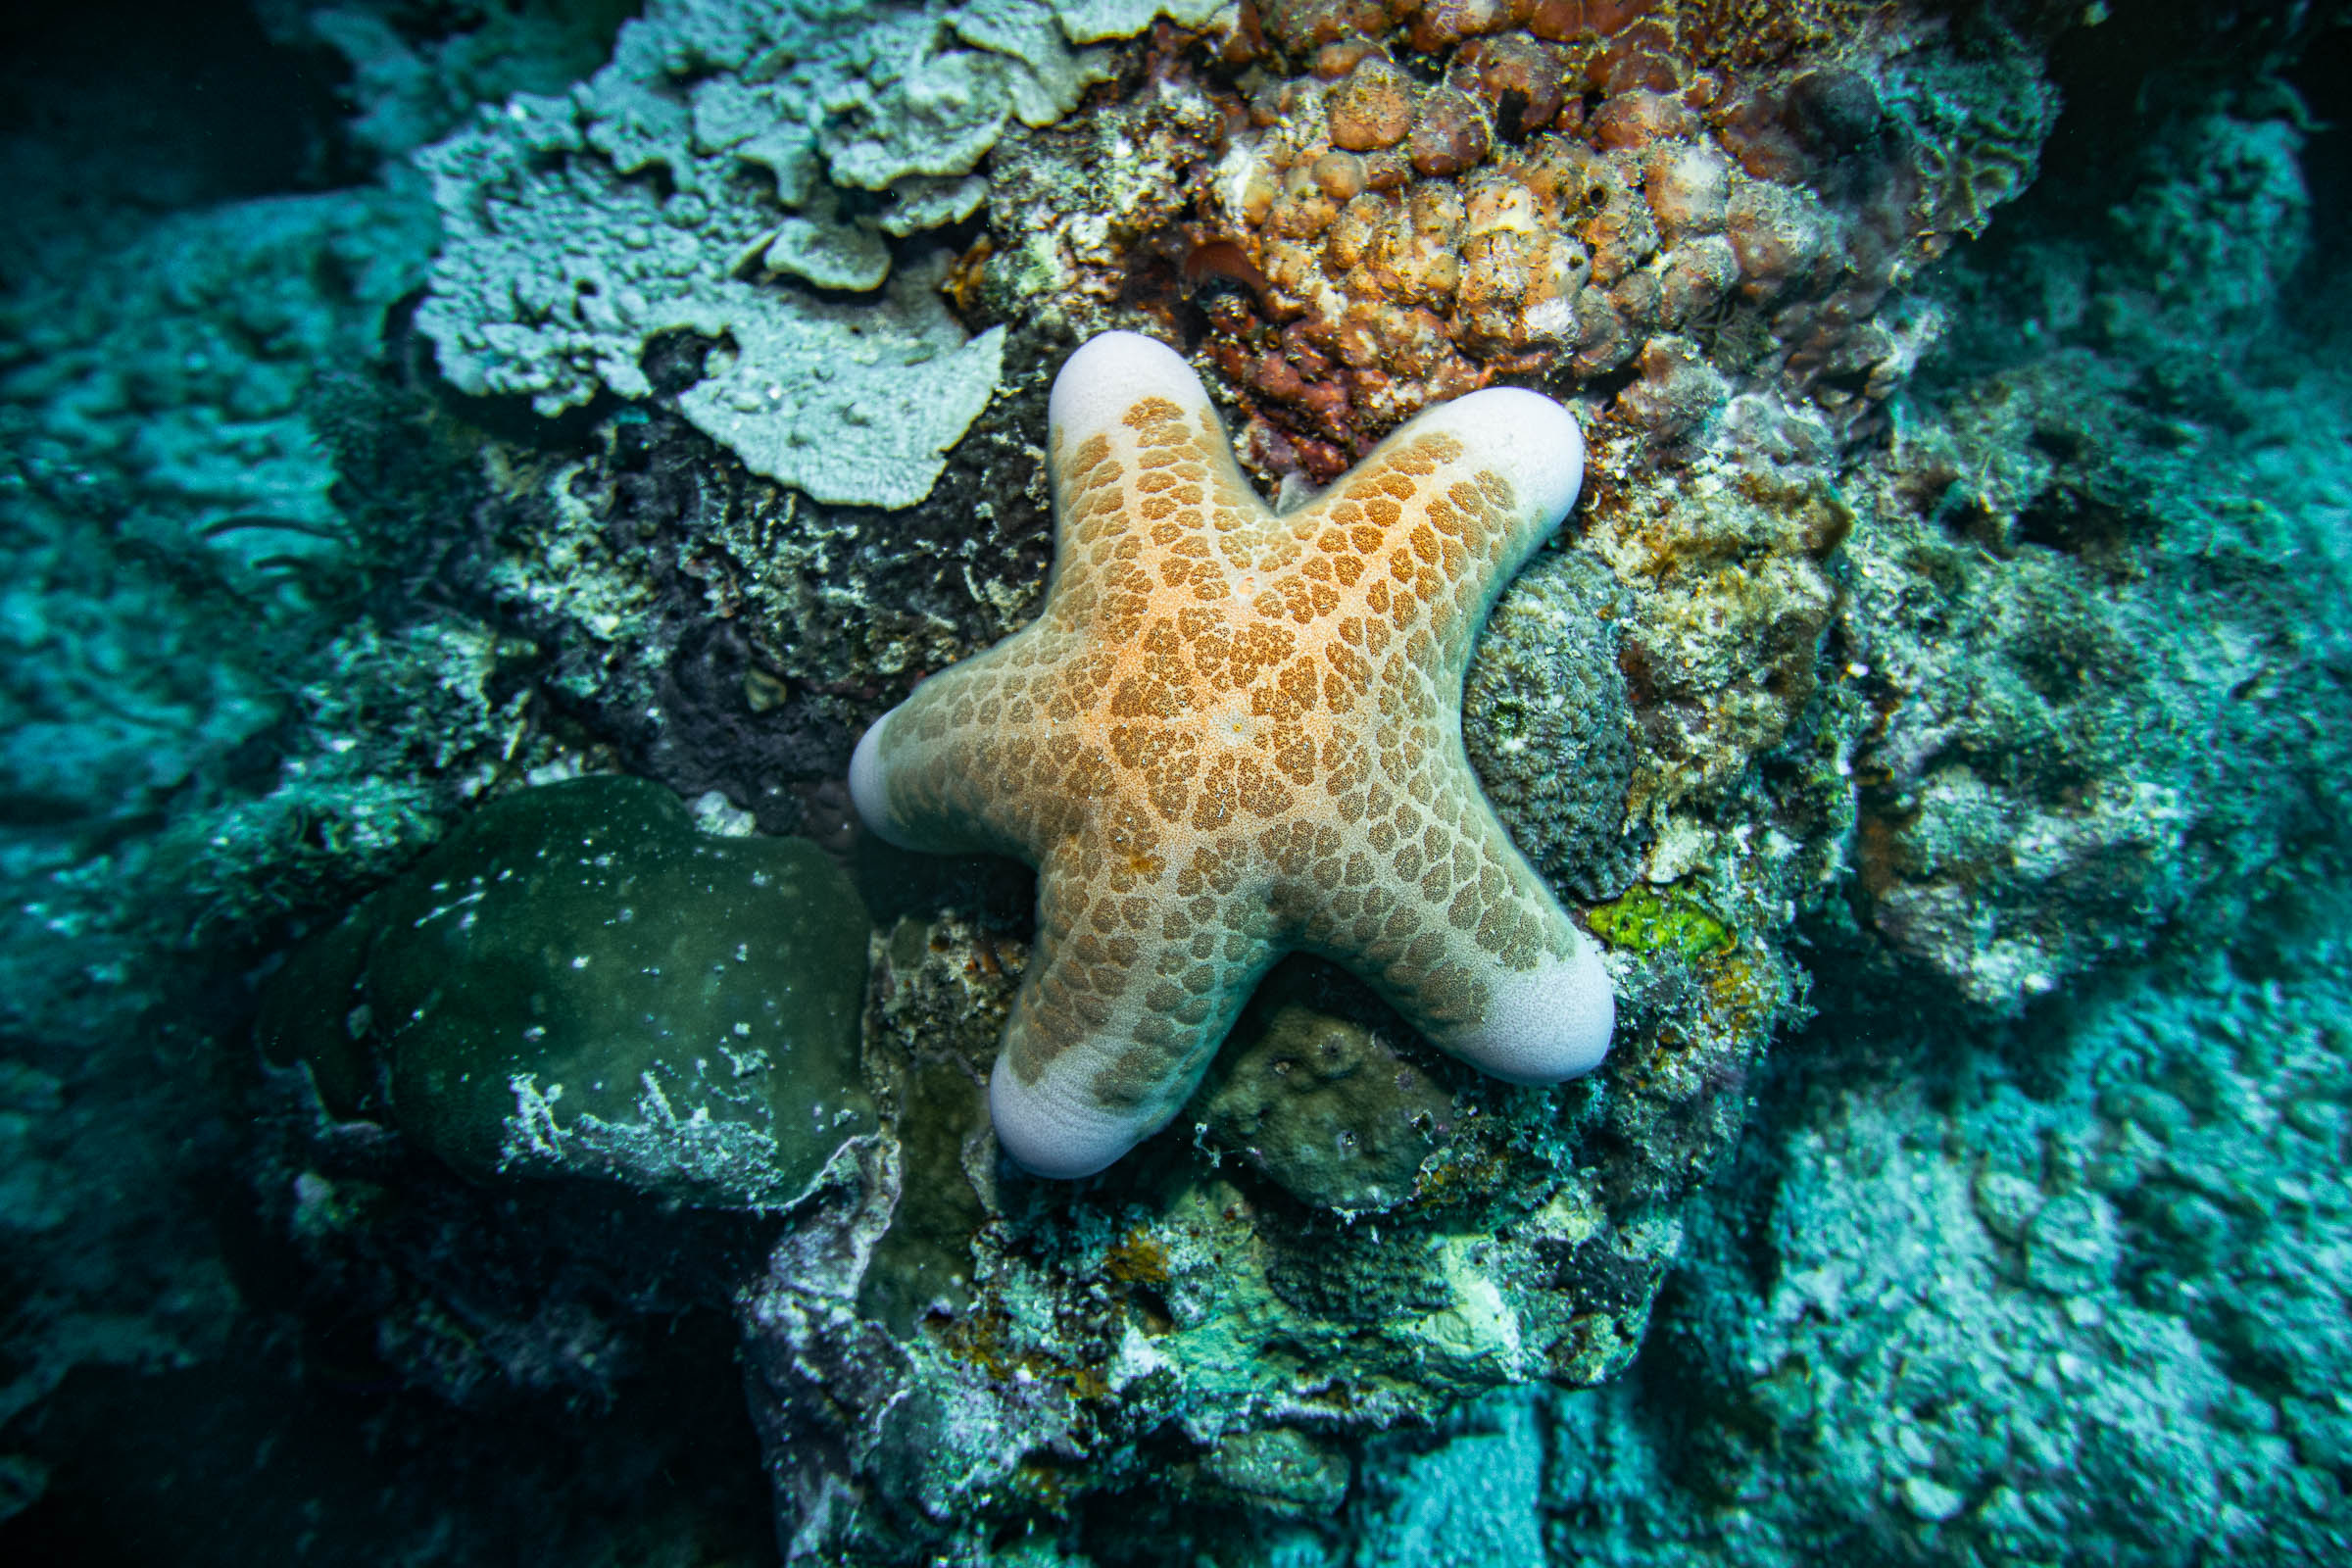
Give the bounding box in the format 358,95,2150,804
1297,385,1587,677
851,630,1079,858
1039,331,1274,635
990,845,1282,1177
1307,766,1618,1086
1286,733,1613,1083
1390,385,1586,568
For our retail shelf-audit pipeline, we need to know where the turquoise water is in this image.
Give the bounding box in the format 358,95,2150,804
2,1,2347,1563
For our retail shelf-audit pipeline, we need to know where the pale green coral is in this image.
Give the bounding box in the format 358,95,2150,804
415,0,1213,507
677,264,1006,511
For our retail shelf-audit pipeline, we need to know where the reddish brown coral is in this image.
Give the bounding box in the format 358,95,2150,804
1410,85,1494,174
1326,53,1417,149
982,0,2053,486
1261,0,1414,57
1451,34,1574,138
1528,0,1661,42
1409,0,1529,54
1590,88,1693,151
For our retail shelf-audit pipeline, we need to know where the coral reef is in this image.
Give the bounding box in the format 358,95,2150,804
414,0,1234,506
733,898,1757,1560
985,0,2056,471
255,0,636,164
0,173,442,865
1532,871,2352,1566
1,188,434,574
4,0,2351,1562
1822,98,2346,1015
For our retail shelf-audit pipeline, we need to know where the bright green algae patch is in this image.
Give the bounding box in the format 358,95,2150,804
1585,884,1736,962
259,775,873,1208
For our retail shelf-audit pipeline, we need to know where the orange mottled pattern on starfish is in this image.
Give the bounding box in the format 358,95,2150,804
876,373,1574,1113
851,332,1606,1175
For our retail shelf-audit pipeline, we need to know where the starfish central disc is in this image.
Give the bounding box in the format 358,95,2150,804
851,332,1614,1177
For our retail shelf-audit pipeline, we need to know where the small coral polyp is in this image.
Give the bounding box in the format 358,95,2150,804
852,331,1613,1175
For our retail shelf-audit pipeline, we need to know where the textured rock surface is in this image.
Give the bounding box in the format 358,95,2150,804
0,182,443,845
1199,997,1458,1212
1460,548,1642,901
259,775,874,1207
4,0,2351,1563
729,878,1779,1559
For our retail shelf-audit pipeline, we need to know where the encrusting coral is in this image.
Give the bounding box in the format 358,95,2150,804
852,330,1612,1175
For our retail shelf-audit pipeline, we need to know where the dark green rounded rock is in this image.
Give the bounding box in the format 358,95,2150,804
264,775,874,1208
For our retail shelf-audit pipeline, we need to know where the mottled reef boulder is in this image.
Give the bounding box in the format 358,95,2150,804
259,775,874,1208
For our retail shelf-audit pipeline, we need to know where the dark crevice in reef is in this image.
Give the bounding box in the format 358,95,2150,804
6,1308,777,1568
1917,0,2350,387
2023,0,2337,192
2282,18,2352,277
0,0,359,282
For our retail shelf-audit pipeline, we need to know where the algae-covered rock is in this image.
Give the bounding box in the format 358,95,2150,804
1200,1003,1456,1214
1462,551,1643,904
260,775,873,1208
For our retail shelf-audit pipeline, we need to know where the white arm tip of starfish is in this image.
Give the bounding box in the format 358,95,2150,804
1445,934,1616,1085
989,1053,1145,1179
850,705,921,851
1049,330,1206,433
1410,383,1588,535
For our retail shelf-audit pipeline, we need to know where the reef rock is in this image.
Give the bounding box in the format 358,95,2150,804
260,774,874,1208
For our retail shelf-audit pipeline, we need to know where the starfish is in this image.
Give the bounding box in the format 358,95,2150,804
852,332,1613,1177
